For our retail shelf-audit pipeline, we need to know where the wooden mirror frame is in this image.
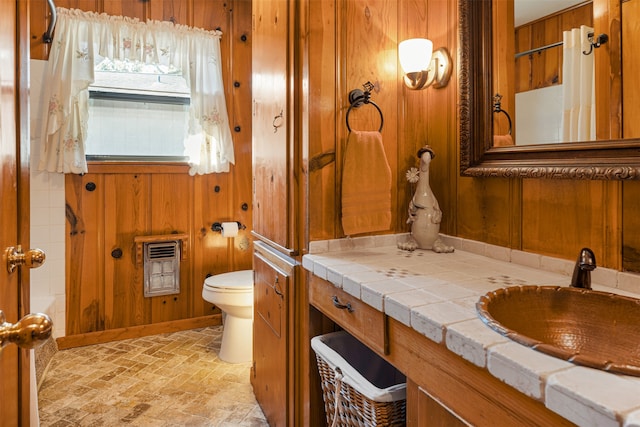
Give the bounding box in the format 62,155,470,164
459,0,640,180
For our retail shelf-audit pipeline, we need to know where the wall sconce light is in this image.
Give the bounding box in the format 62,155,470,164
398,38,452,90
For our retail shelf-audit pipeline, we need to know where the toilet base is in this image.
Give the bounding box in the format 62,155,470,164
218,315,253,363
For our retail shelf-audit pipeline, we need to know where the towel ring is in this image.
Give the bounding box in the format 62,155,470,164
346,87,384,133
493,93,512,135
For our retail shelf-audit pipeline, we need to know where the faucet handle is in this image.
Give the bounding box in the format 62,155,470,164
578,247,596,270
571,248,596,290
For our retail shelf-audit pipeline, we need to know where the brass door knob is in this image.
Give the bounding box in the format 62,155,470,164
5,245,46,273
0,310,53,349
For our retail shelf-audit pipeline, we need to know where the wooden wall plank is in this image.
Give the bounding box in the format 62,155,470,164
594,0,622,140
101,1,148,20
621,0,640,272
425,0,457,235
521,180,604,260
103,173,150,329
307,0,338,241
622,0,640,139
149,173,193,322
192,174,229,317
514,25,531,93
492,0,515,138
148,0,190,25
456,177,514,248
230,0,254,269
343,0,399,234
65,174,106,335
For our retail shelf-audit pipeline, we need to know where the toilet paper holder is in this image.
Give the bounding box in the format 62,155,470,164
211,221,246,233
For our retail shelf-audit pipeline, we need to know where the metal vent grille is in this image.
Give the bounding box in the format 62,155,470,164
143,241,180,297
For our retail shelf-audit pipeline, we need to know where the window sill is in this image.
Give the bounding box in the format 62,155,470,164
87,160,191,174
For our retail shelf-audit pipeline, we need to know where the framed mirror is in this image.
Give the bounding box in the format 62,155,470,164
459,0,640,180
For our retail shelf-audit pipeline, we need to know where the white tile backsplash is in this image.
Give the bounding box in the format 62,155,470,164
30,60,66,338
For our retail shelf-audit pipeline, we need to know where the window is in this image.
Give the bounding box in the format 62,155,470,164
86,59,191,161
39,8,233,175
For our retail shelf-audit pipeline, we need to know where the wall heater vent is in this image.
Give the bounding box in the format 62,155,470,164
143,240,181,297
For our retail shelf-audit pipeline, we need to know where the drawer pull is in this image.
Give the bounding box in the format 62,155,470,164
274,275,284,298
274,284,284,298
332,295,354,313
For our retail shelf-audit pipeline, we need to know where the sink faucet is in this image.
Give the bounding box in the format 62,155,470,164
570,248,596,289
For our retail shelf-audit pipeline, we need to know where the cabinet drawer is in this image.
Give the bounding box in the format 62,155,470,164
254,254,288,337
309,275,387,355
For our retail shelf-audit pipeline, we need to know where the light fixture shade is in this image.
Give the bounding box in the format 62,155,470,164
398,38,433,73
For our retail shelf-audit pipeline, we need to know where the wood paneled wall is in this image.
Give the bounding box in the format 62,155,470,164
29,0,640,338
307,0,459,241
30,0,253,338
621,0,640,272
307,0,640,276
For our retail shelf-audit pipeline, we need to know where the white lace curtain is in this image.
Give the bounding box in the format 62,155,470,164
561,25,595,142
39,8,234,175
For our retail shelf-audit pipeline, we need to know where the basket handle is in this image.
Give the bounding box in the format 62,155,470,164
331,367,344,427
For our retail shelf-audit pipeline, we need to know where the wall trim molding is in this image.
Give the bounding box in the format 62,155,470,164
56,315,222,350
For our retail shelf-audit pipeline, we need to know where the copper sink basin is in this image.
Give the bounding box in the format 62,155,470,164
476,285,640,376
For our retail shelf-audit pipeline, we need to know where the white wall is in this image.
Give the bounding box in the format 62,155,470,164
30,60,66,338
515,85,563,145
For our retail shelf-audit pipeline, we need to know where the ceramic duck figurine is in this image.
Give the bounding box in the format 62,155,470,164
398,145,454,253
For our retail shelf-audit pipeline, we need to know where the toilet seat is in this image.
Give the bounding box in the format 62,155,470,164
204,270,253,292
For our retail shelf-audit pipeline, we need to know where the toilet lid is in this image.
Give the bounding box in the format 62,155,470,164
204,270,253,291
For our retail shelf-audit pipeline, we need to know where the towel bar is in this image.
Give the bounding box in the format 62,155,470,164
493,93,512,135
346,82,384,132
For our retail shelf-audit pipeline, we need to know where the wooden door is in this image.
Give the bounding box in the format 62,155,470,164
251,248,293,427
0,0,32,424
406,379,471,427
252,0,293,253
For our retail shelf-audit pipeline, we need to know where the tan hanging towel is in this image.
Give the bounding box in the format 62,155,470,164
493,134,514,146
341,130,392,235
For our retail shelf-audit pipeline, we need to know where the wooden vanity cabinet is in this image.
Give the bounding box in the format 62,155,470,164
406,379,471,427
309,275,387,355
308,274,575,427
251,242,297,427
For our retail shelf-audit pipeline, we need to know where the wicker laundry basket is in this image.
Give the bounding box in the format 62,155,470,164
311,331,406,427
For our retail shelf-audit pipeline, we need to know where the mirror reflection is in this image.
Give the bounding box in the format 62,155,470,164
493,0,599,146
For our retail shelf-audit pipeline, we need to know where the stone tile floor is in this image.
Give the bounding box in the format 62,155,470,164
37,326,269,426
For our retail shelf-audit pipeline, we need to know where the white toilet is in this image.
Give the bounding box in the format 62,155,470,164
202,270,254,363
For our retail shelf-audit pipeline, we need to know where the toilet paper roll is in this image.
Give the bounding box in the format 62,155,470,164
221,221,239,238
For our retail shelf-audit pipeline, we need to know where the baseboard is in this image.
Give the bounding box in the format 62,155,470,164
35,336,59,390
56,315,223,350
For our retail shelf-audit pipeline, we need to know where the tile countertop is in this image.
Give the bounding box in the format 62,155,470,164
302,234,640,427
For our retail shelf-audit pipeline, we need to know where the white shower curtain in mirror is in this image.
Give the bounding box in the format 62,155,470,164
561,25,595,142
39,8,234,175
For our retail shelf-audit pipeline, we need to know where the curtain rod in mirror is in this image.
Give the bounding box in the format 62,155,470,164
515,32,608,58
